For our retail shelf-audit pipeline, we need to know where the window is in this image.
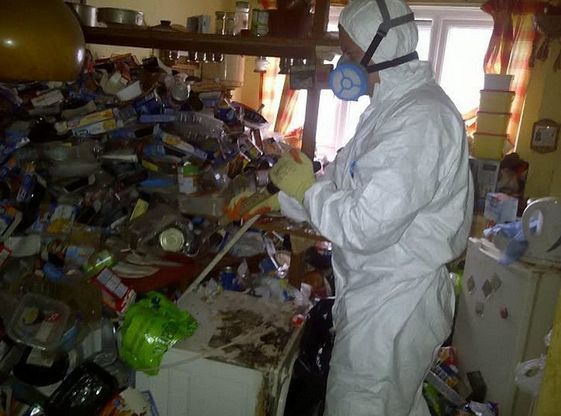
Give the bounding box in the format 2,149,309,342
309,6,493,161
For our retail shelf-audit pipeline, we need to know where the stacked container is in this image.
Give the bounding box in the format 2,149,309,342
473,74,515,160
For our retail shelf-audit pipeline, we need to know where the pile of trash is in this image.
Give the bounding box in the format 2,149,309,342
424,347,500,416
0,51,330,415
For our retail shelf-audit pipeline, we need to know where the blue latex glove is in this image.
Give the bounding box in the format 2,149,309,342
484,220,537,265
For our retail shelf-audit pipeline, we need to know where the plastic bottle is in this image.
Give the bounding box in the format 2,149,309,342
177,162,200,195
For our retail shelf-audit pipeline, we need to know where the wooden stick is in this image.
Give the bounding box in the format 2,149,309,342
178,215,261,302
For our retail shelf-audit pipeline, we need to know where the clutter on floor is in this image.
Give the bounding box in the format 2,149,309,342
0,49,334,415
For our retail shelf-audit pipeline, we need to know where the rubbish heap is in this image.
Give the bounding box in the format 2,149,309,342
0,51,332,415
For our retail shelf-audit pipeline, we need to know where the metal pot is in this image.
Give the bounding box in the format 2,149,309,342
97,7,145,27
66,3,98,27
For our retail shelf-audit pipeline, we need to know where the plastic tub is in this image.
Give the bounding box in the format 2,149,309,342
484,74,513,91
479,90,515,113
7,293,71,351
476,112,512,135
472,132,507,160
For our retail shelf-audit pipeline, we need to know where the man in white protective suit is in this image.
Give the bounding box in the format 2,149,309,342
267,0,474,414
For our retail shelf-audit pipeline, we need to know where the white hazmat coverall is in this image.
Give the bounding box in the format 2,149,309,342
279,0,474,414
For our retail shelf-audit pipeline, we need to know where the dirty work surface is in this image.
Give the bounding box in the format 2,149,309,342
175,291,297,371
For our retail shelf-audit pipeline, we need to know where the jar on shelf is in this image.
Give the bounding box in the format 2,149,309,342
251,9,269,37
234,1,250,35
215,11,226,35
225,12,236,35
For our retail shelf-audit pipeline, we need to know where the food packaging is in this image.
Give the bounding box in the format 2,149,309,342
31,90,64,108
94,268,136,315
116,80,143,102
479,90,515,113
472,132,507,160
7,293,71,351
476,111,511,135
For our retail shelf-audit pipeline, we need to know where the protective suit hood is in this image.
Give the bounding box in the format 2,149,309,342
339,0,432,105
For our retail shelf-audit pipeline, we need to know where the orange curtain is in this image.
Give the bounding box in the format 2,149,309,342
259,59,281,126
259,59,303,134
481,0,546,143
274,77,301,134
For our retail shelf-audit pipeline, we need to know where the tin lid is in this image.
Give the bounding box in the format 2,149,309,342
159,228,185,252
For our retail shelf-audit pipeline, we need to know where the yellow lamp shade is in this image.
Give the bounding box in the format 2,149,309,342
0,0,85,82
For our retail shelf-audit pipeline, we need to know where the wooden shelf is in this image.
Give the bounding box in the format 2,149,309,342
83,26,339,58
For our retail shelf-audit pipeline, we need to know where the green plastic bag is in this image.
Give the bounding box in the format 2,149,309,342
120,291,198,375
423,382,444,416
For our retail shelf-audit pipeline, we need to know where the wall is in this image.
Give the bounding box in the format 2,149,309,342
237,61,262,109
515,42,561,198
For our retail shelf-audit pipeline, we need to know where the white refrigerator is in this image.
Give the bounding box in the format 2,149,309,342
453,238,561,416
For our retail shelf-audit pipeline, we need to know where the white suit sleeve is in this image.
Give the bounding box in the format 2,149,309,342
304,114,454,254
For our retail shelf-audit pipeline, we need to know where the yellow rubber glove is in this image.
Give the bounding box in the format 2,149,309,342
224,188,280,222
269,149,315,203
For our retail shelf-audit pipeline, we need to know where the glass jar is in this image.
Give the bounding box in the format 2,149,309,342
225,12,236,35
234,1,250,35
215,11,226,35
251,9,269,37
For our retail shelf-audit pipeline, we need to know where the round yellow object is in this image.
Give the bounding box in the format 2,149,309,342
0,0,85,82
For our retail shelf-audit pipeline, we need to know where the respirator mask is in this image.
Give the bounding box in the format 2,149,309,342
328,0,419,101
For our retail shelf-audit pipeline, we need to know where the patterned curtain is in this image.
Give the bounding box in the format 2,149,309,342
259,58,281,126
259,58,303,135
274,78,301,134
481,0,546,143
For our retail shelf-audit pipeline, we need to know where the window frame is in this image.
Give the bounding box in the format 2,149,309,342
410,6,493,82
